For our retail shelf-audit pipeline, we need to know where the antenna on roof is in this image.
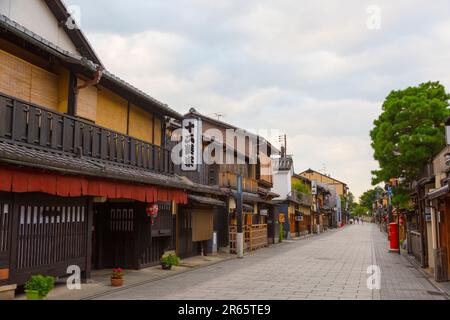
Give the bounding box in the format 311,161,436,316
209,113,225,121
278,134,287,157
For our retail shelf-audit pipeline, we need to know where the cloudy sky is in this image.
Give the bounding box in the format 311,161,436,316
65,0,450,198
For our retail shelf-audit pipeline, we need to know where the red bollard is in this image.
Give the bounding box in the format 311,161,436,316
389,222,399,252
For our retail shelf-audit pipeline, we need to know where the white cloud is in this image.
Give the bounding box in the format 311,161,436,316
66,0,450,197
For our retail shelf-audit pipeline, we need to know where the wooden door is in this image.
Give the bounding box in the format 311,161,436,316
0,193,11,285
177,208,201,258
140,202,173,267
442,199,450,278
100,204,137,270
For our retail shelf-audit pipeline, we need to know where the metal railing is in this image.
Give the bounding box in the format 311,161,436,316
0,92,174,174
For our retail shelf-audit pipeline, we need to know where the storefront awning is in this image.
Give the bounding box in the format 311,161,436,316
188,195,226,207
0,166,187,204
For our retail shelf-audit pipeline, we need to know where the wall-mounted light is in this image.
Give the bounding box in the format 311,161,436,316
445,116,450,145
445,152,450,167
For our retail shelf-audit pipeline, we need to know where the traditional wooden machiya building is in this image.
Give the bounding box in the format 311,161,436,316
424,145,450,282
171,109,278,255
0,0,197,288
299,169,349,226
290,174,313,236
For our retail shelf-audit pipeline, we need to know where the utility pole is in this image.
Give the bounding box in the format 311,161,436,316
236,174,244,258
279,134,287,157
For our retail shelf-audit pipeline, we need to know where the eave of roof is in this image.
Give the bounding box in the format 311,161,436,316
44,0,102,66
0,141,226,195
185,108,280,155
187,194,226,207
299,169,348,186
427,185,450,200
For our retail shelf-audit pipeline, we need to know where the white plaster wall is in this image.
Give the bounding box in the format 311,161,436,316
272,170,292,200
0,0,79,54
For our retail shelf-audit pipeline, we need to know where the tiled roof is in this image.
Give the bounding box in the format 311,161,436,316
188,194,226,207
274,156,293,171
0,141,224,195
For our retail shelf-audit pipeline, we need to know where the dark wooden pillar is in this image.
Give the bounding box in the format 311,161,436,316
7,194,19,285
82,197,94,283
67,72,78,117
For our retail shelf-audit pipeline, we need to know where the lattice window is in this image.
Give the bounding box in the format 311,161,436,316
110,209,134,232
0,202,10,253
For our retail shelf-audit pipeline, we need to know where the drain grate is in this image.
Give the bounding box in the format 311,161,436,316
427,290,445,296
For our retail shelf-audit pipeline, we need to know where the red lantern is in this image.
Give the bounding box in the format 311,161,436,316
145,203,159,224
146,203,159,225
146,203,159,217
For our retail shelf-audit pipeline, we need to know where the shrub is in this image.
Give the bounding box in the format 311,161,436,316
279,224,285,243
24,275,55,297
161,251,180,266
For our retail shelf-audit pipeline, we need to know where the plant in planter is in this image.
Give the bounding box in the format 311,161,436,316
160,251,180,270
24,275,55,300
111,268,124,287
279,224,285,243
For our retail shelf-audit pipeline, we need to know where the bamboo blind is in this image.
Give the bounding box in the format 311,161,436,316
192,209,213,242
0,49,59,110
129,104,153,143
77,78,98,121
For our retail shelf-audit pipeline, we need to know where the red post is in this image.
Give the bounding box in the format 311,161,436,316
389,222,399,252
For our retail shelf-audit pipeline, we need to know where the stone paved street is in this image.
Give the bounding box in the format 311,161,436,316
93,224,448,300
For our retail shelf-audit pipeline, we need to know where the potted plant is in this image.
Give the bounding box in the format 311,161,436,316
111,268,124,287
279,224,285,243
24,275,55,300
160,251,180,270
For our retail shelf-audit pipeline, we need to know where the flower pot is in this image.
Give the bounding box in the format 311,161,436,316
111,278,124,287
161,263,172,270
25,290,44,300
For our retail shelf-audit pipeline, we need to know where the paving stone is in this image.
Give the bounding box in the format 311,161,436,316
91,224,447,300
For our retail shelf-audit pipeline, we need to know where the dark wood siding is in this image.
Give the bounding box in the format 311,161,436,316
0,193,11,285
95,202,173,270
8,194,92,286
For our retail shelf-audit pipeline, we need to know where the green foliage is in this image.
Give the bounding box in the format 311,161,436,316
24,275,55,297
292,181,310,195
392,186,413,209
161,251,180,266
279,224,285,243
370,81,450,185
350,187,384,217
345,192,358,214
359,187,384,210
351,205,368,218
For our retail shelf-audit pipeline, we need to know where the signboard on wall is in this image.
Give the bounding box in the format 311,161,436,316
311,180,317,195
279,214,286,223
181,118,202,171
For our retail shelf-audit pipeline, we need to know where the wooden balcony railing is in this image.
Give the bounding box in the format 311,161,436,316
229,224,268,254
0,92,174,175
218,171,258,193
